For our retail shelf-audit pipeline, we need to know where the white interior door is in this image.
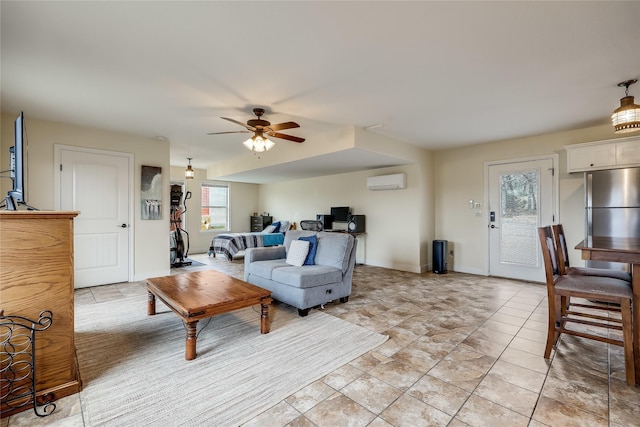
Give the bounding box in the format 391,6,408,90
488,158,556,282
58,148,131,288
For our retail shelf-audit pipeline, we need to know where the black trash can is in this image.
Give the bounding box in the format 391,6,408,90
432,240,448,274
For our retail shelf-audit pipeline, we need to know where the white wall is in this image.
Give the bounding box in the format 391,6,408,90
3,111,629,280
433,123,627,275
253,127,435,273
1,112,171,281
169,166,259,254
258,160,433,273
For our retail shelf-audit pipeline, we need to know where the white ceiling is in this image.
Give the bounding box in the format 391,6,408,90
2,1,639,182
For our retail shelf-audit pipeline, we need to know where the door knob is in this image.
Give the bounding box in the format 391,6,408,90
490,224,498,229
120,223,128,228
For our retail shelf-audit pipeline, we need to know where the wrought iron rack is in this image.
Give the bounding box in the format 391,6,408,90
1,310,56,417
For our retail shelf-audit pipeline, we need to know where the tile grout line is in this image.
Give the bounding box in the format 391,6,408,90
442,286,552,425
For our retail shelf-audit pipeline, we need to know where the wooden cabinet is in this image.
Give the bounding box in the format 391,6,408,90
250,215,272,232
565,136,640,173
0,211,80,417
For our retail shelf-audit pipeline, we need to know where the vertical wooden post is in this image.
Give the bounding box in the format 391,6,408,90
260,301,270,334
185,321,198,360
147,292,156,316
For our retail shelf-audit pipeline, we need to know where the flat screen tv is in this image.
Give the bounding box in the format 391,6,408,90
330,206,350,223
6,112,28,210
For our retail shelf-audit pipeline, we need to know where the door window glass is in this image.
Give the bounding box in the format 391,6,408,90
500,170,539,266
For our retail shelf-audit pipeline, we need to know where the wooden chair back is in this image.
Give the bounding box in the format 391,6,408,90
538,225,560,285
552,224,570,274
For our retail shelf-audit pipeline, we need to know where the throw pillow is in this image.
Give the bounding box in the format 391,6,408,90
262,225,277,233
298,235,318,265
286,240,310,266
271,221,281,233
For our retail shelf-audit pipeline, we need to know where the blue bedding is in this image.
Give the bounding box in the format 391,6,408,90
262,233,284,247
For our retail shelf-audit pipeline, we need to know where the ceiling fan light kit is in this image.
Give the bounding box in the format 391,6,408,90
243,133,275,153
208,107,305,153
612,79,640,134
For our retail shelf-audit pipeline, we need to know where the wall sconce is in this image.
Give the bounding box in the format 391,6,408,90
185,158,194,180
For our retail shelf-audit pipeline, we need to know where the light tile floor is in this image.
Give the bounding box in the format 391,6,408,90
3,253,639,426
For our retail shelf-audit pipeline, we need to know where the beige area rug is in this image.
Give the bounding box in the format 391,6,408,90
75,294,387,426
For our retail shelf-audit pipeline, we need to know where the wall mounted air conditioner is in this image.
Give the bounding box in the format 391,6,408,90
367,173,407,191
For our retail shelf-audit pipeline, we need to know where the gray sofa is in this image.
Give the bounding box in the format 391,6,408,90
244,230,357,316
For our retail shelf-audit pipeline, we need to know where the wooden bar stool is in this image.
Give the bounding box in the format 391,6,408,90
553,224,631,282
538,225,636,386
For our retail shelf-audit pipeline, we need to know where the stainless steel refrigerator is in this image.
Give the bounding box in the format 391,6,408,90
585,167,640,270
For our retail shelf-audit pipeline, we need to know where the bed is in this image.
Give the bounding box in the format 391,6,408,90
208,232,285,260
209,220,291,260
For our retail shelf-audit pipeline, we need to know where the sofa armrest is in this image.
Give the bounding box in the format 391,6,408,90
245,246,286,281
245,246,286,264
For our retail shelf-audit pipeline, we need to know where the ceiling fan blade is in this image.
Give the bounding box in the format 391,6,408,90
206,130,251,135
270,132,305,143
266,121,300,132
220,117,255,131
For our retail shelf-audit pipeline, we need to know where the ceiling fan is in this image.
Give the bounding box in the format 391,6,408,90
207,108,305,152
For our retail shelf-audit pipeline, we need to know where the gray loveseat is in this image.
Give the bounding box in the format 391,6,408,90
244,230,357,316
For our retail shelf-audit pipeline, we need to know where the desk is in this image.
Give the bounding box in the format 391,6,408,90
576,237,640,386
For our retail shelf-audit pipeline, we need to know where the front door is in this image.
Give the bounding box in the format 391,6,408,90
488,157,556,282
58,147,132,288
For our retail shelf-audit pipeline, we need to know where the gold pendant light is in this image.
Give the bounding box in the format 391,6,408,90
612,79,640,134
184,158,194,179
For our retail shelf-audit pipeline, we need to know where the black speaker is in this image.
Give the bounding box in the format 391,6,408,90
316,214,334,230
347,215,365,233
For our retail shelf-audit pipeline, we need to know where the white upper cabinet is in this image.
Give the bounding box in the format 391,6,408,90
565,136,640,173
616,139,640,166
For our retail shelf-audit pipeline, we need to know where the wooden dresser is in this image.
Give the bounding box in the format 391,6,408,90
250,215,272,232
0,211,80,417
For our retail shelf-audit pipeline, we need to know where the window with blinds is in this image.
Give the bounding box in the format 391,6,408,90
201,184,229,231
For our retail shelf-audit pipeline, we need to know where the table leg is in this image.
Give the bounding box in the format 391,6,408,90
633,263,640,386
261,303,270,334
147,292,156,315
185,321,198,360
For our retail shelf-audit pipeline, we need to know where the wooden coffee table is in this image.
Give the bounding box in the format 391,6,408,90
146,270,272,360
